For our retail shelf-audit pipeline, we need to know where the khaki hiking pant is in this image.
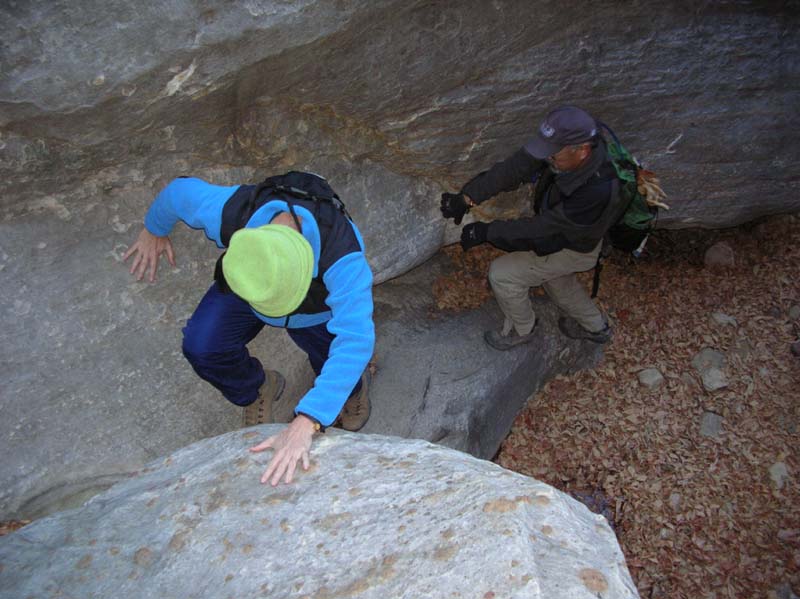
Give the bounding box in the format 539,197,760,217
487,241,606,336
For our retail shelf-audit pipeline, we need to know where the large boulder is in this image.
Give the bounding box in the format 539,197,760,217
1,0,798,519
0,427,640,599
360,252,603,459
1,1,797,231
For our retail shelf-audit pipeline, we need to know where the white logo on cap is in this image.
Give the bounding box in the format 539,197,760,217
541,122,555,138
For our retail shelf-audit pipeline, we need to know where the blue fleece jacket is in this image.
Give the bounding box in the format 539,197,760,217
144,177,375,426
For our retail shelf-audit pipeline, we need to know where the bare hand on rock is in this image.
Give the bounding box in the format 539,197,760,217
123,227,175,282
250,416,316,486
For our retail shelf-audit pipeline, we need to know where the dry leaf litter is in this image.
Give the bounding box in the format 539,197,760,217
433,215,800,599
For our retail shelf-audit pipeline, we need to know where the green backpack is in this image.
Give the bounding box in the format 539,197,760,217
600,123,668,257
590,123,668,298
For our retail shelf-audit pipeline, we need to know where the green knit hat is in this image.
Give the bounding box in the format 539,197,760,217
222,225,313,317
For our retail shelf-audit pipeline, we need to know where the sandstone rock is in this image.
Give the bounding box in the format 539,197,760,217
690,348,729,391
691,348,726,371
0,249,603,521
360,252,603,459
637,368,665,389
700,367,729,392
711,312,738,327
3,2,798,229
770,462,789,490
2,0,799,522
704,241,735,268
700,411,723,439
0,428,640,599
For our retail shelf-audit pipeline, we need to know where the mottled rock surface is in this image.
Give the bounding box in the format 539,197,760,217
2,1,798,229
360,253,603,458
2,0,798,519
0,428,640,599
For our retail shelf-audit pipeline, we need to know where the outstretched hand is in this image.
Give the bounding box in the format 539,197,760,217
460,222,489,251
123,227,175,282
440,192,470,225
250,415,316,486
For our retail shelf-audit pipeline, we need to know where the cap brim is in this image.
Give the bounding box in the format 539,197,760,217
524,135,563,160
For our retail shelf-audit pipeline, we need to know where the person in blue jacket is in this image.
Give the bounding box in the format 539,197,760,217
123,172,375,487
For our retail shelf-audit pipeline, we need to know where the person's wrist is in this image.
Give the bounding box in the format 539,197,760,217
294,413,322,434
463,194,475,208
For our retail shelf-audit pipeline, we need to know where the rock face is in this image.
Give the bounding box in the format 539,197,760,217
359,253,603,458
2,1,799,246
0,427,639,599
1,1,798,519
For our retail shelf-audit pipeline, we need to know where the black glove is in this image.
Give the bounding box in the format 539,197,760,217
440,192,469,225
460,222,489,251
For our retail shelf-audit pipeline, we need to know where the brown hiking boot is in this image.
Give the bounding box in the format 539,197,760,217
558,316,612,344
242,370,286,427
338,371,371,432
483,324,538,351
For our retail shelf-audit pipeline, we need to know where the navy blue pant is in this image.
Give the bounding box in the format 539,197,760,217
182,283,360,407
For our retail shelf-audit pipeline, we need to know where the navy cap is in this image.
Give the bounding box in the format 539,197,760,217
524,106,598,159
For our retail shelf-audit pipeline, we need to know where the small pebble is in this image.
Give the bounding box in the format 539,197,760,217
701,367,729,392
704,241,735,268
700,412,723,439
691,348,725,372
789,305,800,321
711,312,738,327
668,492,681,511
637,368,664,389
770,462,789,490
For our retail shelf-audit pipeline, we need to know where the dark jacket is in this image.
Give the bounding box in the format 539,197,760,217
461,139,622,255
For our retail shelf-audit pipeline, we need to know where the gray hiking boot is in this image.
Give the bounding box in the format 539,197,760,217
243,370,286,427
483,325,537,351
338,370,371,432
558,316,612,344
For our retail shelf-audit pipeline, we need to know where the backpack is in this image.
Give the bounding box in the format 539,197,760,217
215,171,360,322
599,123,669,256
219,170,349,247
590,124,669,297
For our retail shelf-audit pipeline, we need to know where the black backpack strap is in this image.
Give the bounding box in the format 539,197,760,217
285,202,303,231
264,171,350,219
591,254,603,299
590,237,614,299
